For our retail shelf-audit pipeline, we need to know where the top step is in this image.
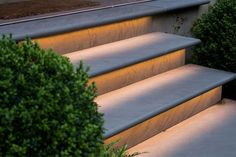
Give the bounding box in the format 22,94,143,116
0,0,210,41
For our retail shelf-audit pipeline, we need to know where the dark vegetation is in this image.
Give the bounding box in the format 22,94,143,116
0,36,141,156
191,0,236,99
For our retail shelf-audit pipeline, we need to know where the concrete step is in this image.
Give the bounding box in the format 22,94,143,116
0,0,210,53
65,32,200,95
128,99,236,157
96,64,236,148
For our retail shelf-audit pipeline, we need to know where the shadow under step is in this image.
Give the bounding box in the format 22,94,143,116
96,64,236,148
128,99,236,157
65,32,200,95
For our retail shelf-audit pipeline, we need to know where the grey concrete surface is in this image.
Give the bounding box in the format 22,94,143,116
64,32,200,77
128,99,236,157
34,8,204,54
30,0,213,54
32,5,210,54
0,0,210,41
105,87,222,148
89,50,185,95
96,64,236,138
149,0,214,37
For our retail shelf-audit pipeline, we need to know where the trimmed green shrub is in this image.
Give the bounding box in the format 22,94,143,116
191,0,236,72
0,36,104,157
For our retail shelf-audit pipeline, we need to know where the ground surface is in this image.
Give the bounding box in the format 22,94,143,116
0,0,145,20
128,99,236,157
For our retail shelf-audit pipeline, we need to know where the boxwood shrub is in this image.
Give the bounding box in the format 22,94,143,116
0,36,104,156
191,0,236,98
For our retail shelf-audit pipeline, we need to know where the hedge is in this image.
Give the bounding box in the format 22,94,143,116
191,0,236,98
0,36,104,157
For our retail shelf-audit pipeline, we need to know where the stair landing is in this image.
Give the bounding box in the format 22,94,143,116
128,99,236,157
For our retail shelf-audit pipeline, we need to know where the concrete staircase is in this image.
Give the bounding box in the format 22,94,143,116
1,0,236,156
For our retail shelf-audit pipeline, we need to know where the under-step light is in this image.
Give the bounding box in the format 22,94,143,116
90,49,185,95
103,86,222,148
128,99,236,157
33,16,152,54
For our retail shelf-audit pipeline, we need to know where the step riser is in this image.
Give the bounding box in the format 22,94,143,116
33,6,205,54
34,17,152,54
90,49,185,95
104,86,222,148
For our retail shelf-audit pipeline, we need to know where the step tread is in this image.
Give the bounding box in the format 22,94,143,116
95,64,236,138
64,32,200,77
0,0,210,40
128,99,236,157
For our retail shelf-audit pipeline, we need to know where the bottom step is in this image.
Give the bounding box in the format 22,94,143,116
128,99,236,157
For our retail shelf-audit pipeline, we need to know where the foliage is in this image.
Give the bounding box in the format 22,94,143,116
0,36,104,157
191,0,236,98
101,142,143,157
191,0,236,72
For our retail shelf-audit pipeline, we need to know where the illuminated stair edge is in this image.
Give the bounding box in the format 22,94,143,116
91,50,185,95
128,99,236,156
105,87,222,148
96,65,236,144
0,0,210,41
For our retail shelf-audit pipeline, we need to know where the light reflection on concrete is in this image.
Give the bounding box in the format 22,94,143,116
34,17,152,54
91,50,185,95
128,99,236,157
104,87,221,148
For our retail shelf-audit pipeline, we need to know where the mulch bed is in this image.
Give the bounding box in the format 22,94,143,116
0,0,146,20
0,0,99,20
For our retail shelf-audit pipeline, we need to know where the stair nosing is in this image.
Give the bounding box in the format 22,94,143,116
0,0,210,41
64,32,201,77
89,39,200,77
102,65,236,139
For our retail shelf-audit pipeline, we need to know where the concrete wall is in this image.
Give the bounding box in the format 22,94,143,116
151,1,215,37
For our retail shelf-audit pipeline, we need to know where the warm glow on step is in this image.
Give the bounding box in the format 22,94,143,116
104,87,222,148
128,99,236,157
90,49,185,95
33,16,152,54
